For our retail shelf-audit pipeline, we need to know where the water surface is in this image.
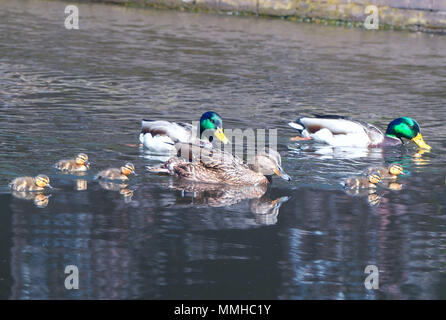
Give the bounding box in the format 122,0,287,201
1,0,446,299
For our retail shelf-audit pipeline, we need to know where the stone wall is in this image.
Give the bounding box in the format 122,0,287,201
83,0,446,32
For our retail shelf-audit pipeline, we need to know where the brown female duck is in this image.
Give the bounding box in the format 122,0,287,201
148,143,291,186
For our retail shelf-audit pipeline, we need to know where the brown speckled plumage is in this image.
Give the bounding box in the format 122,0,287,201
148,143,290,186
55,159,88,172
363,163,404,180
9,176,49,192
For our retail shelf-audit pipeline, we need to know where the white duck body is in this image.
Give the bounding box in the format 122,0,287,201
288,115,386,148
140,120,211,154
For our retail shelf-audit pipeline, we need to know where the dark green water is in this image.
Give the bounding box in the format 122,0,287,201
1,0,446,299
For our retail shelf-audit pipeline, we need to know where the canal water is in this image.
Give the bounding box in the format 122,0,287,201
1,0,446,299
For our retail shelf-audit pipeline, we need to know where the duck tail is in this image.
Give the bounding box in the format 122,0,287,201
288,117,305,133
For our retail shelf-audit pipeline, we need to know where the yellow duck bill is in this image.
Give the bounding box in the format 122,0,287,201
214,127,230,144
411,133,431,150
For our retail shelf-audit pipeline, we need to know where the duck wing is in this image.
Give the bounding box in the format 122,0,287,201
291,115,384,143
174,142,245,170
141,119,196,143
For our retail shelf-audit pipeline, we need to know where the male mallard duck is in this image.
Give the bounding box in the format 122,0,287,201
147,144,291,186
288,115,431,149
342,172,382,190
139,111,230,153
9,174,52,192
55,153,90,172
364,163,405,180
95,163,136,181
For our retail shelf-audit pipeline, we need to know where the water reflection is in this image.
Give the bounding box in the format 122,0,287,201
11,191,51,208
98,180,135,203
162,179,290,225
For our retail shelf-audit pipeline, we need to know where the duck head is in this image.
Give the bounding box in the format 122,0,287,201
385,117,431,150
252,148,291,181
199,111,229,144
35,174,52,189
368,172,382,185
121,163,136,176
388,163,405,176
75,153,90,167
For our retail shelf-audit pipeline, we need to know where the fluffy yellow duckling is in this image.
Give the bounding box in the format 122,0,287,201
364,163,405,180
95,163,136,181
55,153,90,172
9,174,52,192
342,173,382,190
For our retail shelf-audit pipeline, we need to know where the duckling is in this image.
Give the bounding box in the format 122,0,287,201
119,188,134,203
95,163,136,181
9,174,52,192
55,153,90,172
364,163,405,180
342,173,382,190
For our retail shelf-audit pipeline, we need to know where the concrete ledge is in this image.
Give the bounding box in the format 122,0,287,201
79,0,446,33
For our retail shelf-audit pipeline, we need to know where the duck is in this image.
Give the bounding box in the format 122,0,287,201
9,174,52,192
288,115,431,149
363,163,405,180
55,153,90,172
147,143,291,186
342,172,382,190
95,163,136,181
139,111,230,153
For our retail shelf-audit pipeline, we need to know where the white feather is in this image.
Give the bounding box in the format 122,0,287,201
141,133,176,154
288,122,303,130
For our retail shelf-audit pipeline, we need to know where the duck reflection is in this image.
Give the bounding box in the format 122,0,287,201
386,181,403,191
163,179,289,225
290,144,384,160
11,191,51,208
412,148,430,166
250,196,290,225
119,188,134,203
98,180,134,203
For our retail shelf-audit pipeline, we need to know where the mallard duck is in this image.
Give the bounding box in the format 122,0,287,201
139,111,230,153
364,163,405,180
9,174,52,192
147,144,291,186
95,163,136,181
55,153,90,172
288,115,431,149
342,172,382,190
